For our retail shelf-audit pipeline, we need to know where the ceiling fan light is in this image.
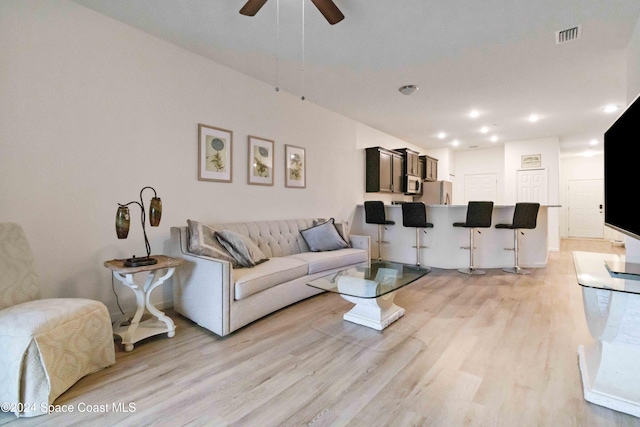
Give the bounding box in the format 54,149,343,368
399,85,418,96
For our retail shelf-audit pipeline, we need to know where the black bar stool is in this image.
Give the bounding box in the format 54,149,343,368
453,201,494,275
364,201,395,261
495,202,540,274
401,202,433,270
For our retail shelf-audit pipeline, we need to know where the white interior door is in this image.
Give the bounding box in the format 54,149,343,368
516,168,548,203
568,179,604,238
464,173,497,202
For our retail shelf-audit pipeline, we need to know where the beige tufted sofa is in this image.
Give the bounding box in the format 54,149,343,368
0,223,115,418
169,219,370,337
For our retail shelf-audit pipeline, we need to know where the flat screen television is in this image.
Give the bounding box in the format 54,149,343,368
604,92,640,241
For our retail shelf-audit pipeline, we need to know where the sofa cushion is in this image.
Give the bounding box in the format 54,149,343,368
287,248,368,275
233,257,308,300
300,218,348,252
216,230,269,268
187,219,238,267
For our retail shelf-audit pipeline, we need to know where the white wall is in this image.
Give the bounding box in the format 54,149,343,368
0,0,408,316
451,138,561,251
629,13,640,103
450,146,505,205
556,11,640,245
424,147,455,182
503,137,560,205
504,137,560,251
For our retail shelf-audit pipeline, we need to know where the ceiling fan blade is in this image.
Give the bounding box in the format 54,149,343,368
239,0,269,16
309,0,344,25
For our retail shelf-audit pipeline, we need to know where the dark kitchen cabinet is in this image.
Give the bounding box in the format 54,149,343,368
422,155,438,181
366,147,403,193
418,156,425,180
396,148,420,177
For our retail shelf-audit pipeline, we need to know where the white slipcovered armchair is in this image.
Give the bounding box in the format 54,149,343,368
0,222,115,418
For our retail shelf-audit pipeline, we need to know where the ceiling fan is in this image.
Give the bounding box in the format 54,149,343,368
240,0,345,25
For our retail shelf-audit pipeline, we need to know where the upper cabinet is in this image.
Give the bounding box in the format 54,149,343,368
422,155,438,181
395,148,420,176
365,147,403,193
366,147,439,192
418,156,425,180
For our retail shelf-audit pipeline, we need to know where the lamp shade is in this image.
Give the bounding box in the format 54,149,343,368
115,206,130,239
149,197,162,227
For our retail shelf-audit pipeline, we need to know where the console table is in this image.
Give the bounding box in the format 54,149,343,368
573,251,640,417
104,255,183,352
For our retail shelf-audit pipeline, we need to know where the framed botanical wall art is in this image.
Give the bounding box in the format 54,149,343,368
285,144,306,188
198,124,233,182
248,136,274,186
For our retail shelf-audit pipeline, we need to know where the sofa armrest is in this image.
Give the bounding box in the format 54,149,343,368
349,234,370,260
166,227,233,336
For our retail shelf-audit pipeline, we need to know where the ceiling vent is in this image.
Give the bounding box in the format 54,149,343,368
556,25,582,44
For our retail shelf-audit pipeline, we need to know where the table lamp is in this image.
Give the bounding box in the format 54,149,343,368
115,186,162,267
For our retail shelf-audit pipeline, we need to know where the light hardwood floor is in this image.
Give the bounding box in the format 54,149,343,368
2,239,639,427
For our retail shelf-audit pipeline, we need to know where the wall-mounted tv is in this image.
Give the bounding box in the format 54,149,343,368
604,92,640,241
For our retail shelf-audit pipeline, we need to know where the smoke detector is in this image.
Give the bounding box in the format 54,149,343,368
556,25,582,44
399,85,418,96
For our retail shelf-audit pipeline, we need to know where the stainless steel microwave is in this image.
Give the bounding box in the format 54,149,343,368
404,175,422,195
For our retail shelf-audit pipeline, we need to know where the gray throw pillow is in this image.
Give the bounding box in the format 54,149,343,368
187,220,238,267
301,218,348,252
215,229,269,268
314,219,350,247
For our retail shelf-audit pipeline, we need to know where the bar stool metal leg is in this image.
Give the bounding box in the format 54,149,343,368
377,224,383,261
411,228,430,271
503,229,531,274
459,228,485,275
375,224,392,262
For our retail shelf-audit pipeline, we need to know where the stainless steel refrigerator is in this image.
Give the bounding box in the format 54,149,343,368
416,180,453,204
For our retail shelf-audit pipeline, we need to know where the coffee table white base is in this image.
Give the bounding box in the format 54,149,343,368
341,291,405,331
578,286,640,417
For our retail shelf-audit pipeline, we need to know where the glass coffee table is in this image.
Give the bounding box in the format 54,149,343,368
573,251,640,417
307,261,430,330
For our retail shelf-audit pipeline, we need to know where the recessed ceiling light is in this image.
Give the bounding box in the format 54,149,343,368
399,85,418,95
528,114,539,122
469,110,479,118
582,150,596,158
480,126,489,133
603,105,618,113
438,132,446,139
452,139,460,146
589,139,598,146
490,135,498,142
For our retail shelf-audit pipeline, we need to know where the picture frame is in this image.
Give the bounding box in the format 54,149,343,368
248,136,274,186
198,124,233,182
521,154,541,168
285,144,306,189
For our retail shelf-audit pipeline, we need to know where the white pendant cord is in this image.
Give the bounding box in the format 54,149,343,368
275,0,280,92
301,0,305,101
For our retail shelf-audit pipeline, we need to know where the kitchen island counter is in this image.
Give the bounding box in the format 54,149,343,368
351,204,552,269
